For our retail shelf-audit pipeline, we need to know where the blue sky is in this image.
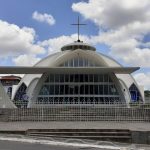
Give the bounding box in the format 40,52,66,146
0,0,107,65
0,0,149,89
0,0,98,40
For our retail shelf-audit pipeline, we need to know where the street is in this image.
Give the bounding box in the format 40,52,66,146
0,140,91,150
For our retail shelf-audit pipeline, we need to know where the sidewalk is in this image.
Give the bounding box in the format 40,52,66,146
0,122,149,131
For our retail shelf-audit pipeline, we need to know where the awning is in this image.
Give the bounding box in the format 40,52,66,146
0,66,140,74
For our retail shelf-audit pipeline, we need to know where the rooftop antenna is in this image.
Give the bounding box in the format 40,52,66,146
71,16,86,42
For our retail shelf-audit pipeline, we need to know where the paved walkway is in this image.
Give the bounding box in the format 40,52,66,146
0,122,150,131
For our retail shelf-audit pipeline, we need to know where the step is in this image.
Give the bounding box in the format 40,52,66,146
28,131,130,134
28,134,131,139
27,129,130,132
29,133,131,138
28,132,130,136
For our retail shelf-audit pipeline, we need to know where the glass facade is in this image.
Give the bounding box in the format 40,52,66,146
14,83,28,108
60,57,98,67
37,74,121,105
14,83,27,100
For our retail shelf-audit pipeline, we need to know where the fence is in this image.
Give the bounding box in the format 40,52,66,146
0,102,150,122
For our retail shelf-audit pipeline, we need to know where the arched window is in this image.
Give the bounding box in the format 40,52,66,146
14,83,28,108
129,83,142,102
7,87,12,98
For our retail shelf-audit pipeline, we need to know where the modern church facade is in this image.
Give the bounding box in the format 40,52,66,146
0,40,143,108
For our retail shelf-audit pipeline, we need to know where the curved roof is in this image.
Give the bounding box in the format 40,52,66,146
33,42,122,68
15,41,138,84
0,75,21,80
12,41,143,102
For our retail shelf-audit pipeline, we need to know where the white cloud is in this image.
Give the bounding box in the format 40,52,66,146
0,21,90,65
40,34,91,54
72,0,150,67
133,72,150,90
32,11,55,26
72,0,150,29
0,20,45,57
12,54,41,66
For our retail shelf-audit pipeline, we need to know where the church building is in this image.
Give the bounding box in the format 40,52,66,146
0,19,144,108
0,40,144,108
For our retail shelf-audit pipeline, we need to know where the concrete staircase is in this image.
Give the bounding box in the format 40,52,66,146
27,129,131,143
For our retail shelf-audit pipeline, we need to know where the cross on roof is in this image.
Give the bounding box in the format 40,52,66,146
71,16,86,42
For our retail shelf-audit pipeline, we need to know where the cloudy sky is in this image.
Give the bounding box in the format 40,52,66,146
0,0,150,90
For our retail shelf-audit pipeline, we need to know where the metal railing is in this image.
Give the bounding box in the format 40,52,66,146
0,101,149,122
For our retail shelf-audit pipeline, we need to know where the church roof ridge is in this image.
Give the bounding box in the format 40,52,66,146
61,41,96,51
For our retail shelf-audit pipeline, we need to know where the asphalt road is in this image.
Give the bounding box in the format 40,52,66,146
0,140,98,150
0,136,150,150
